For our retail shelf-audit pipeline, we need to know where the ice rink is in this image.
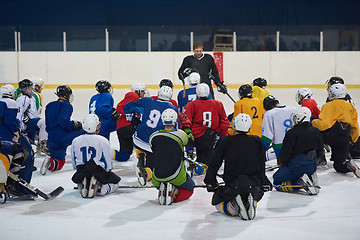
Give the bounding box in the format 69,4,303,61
1,87,360,240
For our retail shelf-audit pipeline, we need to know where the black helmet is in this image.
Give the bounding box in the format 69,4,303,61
252,77,267,88
238,84,253,99
56,85,73,102
19,79,33,96
96,80,112,93
159,79,173,89
263,95,279,111
326,76,344,86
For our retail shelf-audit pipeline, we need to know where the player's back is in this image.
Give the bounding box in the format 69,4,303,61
45,100,74,133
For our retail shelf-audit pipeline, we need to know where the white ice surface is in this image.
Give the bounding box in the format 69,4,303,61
1,87,360,240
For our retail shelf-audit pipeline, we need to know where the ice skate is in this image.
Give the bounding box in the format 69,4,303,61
299,174,319,195
40,157,51,175
87,176,100,198
158,182,166,205
345,159,360,178
247,193,257,220
80,177,90,198
165,182,176,205
235,195,249,220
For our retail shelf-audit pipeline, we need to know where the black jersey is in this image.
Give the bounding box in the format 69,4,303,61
178,53,220,85
278,122,324,166
204,133,269,187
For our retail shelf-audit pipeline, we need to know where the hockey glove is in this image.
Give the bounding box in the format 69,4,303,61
217,82,228,94
110,108,121,120
182,68,192,78
72,120,82,130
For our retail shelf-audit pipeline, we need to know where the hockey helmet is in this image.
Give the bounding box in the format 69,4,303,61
28,76,44,89
233,113,252,132
56,85,74,103
196,83,210,99
96,80,113,94
130,82,146,92
263,95,279,111
19,79,33,96
82,114,101,133
295,88,313,105
328,83,347,100
326,76,344,87
0,84,16,99
188,72,201,87
238,84,253,99
159,79,174,89
161,108,178,126
158,86,173,101
252,77,267,88
291,107,311,125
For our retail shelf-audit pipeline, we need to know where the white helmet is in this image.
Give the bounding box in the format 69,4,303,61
196,83,210,99
82,114,101,133
0,84,16,99
232,113,252,132
28,76,44,89
161,108,178,125
158,86,173,101
130,82,146,92
295,88,313,105
188,72,200,87
328,83,346,100
291,107,311,125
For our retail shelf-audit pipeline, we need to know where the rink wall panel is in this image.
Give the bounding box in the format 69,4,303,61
0,51,359,88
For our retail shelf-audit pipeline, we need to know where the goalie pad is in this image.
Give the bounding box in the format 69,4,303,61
0,153,11,185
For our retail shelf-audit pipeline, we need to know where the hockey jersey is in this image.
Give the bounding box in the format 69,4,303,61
261,105,295,157
184,99,229,138
228,97,265,137
16,94,38,130
251,86,270,101
123,97,178,152
177,87,213,112
312,99,359,143
302,98,320,119
89,92,117,138
116,92,140,129
71,134,113,172
151,96,178,109
0,98,19,141
15,88,42,116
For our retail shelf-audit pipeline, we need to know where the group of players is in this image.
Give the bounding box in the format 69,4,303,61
1,41,359,221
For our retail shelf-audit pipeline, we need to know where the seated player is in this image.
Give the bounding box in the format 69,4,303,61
71,114,121,198
149,108,195,205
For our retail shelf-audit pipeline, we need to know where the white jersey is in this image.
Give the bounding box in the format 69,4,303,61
262,105,295,147
16,94,39,130
71,134,113,172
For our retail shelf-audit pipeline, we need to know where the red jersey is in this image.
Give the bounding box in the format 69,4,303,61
151,96,178,109
184,99,229,138
302,98,320,119
116,92,139,129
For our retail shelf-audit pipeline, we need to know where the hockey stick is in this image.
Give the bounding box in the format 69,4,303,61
266,165,280,171
74,184,208,190
8,172,64,200
179,73,186,112
209,73,236,103
273,184,321,189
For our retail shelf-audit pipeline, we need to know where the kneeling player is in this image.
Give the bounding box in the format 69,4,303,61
149,108,195,205
71,114,121,198
204,113,272,220
273,107,323,195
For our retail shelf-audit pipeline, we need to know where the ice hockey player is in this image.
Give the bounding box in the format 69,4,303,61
151,79,178,108
71,114,121,198
41,85,86,175
16,79,47,146
295,88,320,120
251,77,270,100
0,84,19,141
149,108,195,205
204,113,272,220
177,72,214,113
115,82,146,162
123,85,178,186
228,84,265,137
89,80,120,140
184,83,229,168
261,95,295,159
273,107,323,195
178,41,227,99
312,84,360,177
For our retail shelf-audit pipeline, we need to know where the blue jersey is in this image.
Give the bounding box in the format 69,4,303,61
177,87,213,112
0,98,19,141
123,97,178,151
89,92,116,139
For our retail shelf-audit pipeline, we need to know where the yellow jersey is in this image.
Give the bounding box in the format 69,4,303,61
252,86,270,101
